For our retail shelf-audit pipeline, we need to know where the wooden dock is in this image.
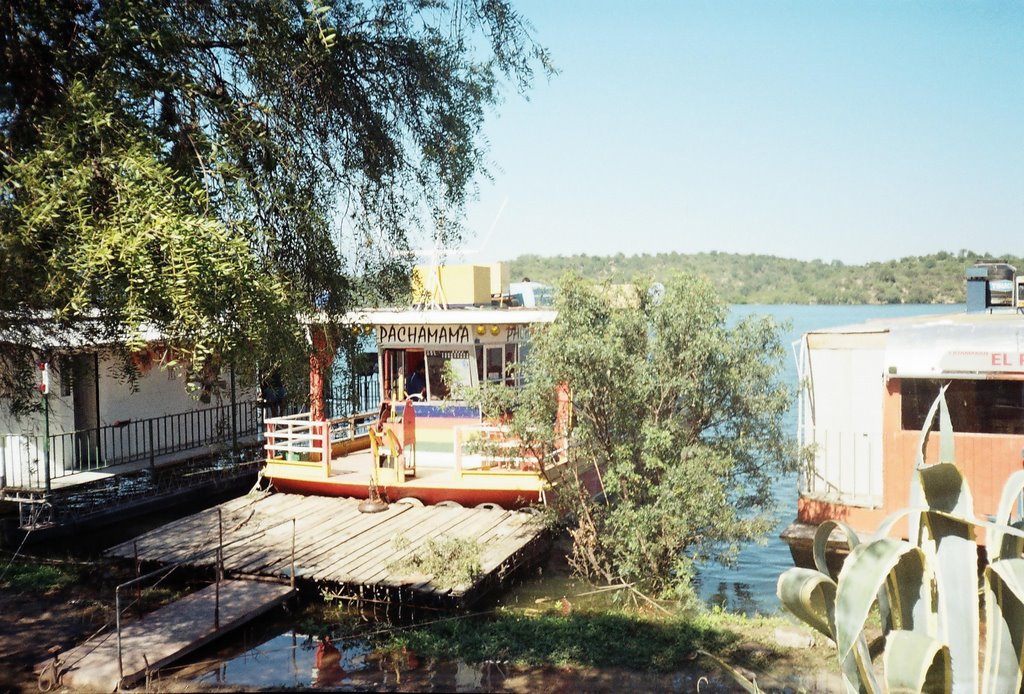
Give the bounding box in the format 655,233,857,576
106,492,549,608
51,579,294,691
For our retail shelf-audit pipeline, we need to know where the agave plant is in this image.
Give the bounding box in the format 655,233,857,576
778,387,1024,693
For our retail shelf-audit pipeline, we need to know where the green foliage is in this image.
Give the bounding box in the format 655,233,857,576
778,389,1024,693
1,0,549,408
381,607,740,672
387,534,483,587
0,559,79,593
481,273,793,601
509,250,1024,305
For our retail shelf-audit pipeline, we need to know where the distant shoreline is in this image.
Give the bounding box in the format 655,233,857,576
507,250,1016,305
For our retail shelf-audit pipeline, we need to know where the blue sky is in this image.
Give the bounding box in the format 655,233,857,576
457,0,1024,265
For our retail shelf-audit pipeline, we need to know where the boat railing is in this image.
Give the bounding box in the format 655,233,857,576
799,426,883,507
263,410,377,472
452,424,566,478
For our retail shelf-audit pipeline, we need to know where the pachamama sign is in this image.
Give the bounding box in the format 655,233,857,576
378,325,473,346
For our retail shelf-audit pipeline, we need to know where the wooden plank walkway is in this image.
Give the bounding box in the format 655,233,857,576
52,579,294,691
105,492,549,608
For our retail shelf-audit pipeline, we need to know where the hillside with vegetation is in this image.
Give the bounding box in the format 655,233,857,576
508,250,1024,304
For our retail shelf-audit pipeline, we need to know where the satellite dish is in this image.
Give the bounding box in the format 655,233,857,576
648,282,666,306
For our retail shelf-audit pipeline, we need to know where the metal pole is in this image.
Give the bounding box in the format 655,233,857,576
1,435,7,490
217,508,224,582
43,394,51,493
214,555,220,631
216,507,223,630
93,352,101,464
134,541,141,617
291,518,296,589
148,419,156,470
115,585,124,684
230,365,238,458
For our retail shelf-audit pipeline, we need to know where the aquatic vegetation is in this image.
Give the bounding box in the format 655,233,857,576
387,535,484,588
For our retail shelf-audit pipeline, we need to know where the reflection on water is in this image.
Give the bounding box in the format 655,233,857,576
194,632,373,690
186,629,520,691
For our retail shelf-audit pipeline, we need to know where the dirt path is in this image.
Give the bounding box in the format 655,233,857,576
0,563,120,693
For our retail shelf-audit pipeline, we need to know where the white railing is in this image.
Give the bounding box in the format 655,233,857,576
263,411,377,473
799,426,883,508
452,425,567,478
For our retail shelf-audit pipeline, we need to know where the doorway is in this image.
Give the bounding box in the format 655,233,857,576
71,353,101,468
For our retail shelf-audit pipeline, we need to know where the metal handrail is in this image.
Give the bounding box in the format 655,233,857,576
113,509,296,686
1,400,263,491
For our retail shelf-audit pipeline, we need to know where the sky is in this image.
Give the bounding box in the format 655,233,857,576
454,0,1024,266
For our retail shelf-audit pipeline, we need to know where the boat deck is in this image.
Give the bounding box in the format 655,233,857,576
265,448,551,508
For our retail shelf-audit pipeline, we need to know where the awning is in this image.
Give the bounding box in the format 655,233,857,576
885,319,1024,378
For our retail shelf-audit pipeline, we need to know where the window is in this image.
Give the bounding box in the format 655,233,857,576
901,379,1024,435
504,343,519,386
426,350,472,401
485,346,503,383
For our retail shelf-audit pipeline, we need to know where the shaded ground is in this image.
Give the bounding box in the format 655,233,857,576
0,580,112,692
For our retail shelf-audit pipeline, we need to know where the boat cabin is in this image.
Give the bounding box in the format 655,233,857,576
787,309,1024,551
261,265,570,508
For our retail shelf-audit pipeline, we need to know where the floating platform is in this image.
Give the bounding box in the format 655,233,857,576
47,579,294,691
106,492,549,609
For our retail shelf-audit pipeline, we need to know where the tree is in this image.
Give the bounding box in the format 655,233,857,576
480,273,794,602
0,0,549,411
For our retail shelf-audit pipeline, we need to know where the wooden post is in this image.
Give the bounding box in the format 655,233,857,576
265,417,275,461
290,518,296,589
